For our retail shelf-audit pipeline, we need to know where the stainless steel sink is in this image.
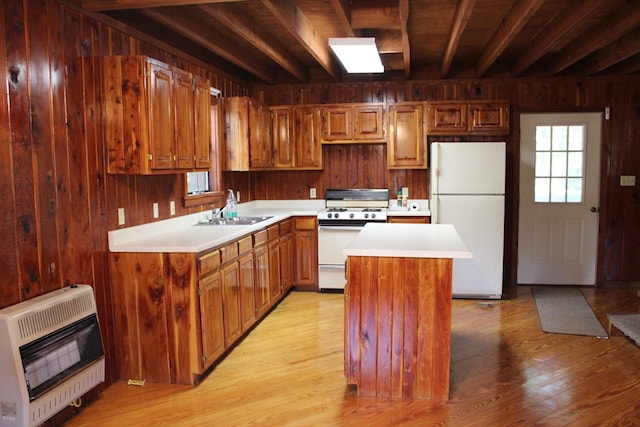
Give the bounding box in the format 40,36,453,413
195,216,273,226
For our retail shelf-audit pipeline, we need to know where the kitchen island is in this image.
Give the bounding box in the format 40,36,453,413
343,223,471,401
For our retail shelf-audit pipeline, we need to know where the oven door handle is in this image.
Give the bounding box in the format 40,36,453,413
318,226,364,231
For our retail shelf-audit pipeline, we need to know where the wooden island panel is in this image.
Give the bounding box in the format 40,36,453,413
345,255,453,401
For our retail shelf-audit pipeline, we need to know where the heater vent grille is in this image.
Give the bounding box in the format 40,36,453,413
15,287,96,343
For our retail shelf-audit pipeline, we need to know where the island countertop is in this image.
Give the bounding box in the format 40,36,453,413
343,223,472,259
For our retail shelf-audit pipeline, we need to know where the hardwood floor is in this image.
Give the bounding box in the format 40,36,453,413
66,286,640,426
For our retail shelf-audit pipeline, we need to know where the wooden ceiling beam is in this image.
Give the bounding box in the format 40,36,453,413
577,28,640,75
81,0,245,12
399,0,410,79
546,5,640,76
259,0,341,81
474,0,545,77
440,0,477,78
375,30,403,53
198,4,308,82
330,0,356,37
141,7,277,84
513,0,607,76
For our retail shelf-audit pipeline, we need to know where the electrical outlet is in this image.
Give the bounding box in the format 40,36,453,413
153,202,159,218
620,175,636,187
117,208,125,225
310,188,316,198
170,200,176,216
236,191,240,202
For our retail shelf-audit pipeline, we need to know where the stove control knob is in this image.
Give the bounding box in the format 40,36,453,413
372,213,377,219
364,213,369,219
335,213,340,219
327,213,333,219
349,213,354,219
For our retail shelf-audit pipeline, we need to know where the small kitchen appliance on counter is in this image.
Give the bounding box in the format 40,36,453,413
317,189,389,291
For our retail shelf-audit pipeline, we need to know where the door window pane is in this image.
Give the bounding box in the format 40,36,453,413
534,124,585,203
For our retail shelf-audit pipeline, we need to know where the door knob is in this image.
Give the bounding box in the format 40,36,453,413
590,206,599,213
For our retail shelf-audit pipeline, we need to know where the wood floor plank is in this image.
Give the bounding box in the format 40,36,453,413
65,286,640,426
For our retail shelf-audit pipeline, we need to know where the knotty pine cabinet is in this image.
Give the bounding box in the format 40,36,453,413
387,103,427,169
320,104,385,143
198,250,225,370
293,216,318,290
427,101,509,135
109,219,299,385
279,219,294,292
103,56,211,174
224,97,272,171
294,108,323,169
268,225,282,302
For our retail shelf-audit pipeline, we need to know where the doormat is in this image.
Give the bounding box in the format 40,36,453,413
532,286,608,338
608,314,640,345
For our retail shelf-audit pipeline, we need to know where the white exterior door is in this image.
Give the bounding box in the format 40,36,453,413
518,112,602,285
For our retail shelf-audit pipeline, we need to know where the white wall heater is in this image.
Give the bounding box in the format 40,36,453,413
0,285,105,427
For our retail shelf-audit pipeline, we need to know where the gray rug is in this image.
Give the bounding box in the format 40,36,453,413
532,286,608,338
608,314,640,345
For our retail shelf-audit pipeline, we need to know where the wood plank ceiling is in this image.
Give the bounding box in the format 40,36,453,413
79,0,640,85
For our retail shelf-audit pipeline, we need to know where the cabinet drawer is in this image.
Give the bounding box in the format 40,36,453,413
267,224,279,241
295,217,317,230
220,242,239,263
253,229,268,247
279,219,292,235
238,235,253,255
198,250,220,276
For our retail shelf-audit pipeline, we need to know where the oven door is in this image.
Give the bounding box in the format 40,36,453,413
318,225,363,291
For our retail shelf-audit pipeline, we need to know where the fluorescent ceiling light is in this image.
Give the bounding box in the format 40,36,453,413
328,37,384,73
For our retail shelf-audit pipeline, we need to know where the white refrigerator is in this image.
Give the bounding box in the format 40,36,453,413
430,142,506,299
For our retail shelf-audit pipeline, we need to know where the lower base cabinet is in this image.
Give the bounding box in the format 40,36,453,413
109,218,302,385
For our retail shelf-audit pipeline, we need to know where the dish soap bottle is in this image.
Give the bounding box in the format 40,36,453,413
226,189,237,218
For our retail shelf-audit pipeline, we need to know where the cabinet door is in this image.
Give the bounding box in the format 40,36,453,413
268,238,282,301
174,68,195,169
426,102,467,135
253,244,270,318
148,60,175,170
271,107,295,168
354,104,385,141
249,101,272,168
193,75,211,169
238,252,256,332
468,102,510,134
294,217,318,288
295,108,323,169
221,262,242,346
388,104,426,169
279,232,294,292
320,106,353,142
199,272,225,369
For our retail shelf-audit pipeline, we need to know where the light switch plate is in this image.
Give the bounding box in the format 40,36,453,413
117,208,125,225
170,201,176,216
620,175,636,186
310,188,316,198
153,203,159,218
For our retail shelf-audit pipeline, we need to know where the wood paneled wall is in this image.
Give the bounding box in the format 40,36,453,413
253,77,640,288
0,0,248,391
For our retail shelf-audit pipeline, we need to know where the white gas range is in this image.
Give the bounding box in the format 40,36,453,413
317,189,389,291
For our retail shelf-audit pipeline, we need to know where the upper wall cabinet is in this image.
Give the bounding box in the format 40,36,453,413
320,103,385,143
426,101,510,135
103,56,211,174
223,97,272,171
387,103,427,169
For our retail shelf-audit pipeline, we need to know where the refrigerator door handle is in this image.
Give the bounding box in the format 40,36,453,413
431,142,440,196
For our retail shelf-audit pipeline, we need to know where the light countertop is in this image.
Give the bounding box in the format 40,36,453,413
343,223,472,259
108,200,323,253
108,199,431,253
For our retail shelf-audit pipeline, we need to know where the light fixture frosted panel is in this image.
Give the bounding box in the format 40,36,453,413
328,37,384,73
